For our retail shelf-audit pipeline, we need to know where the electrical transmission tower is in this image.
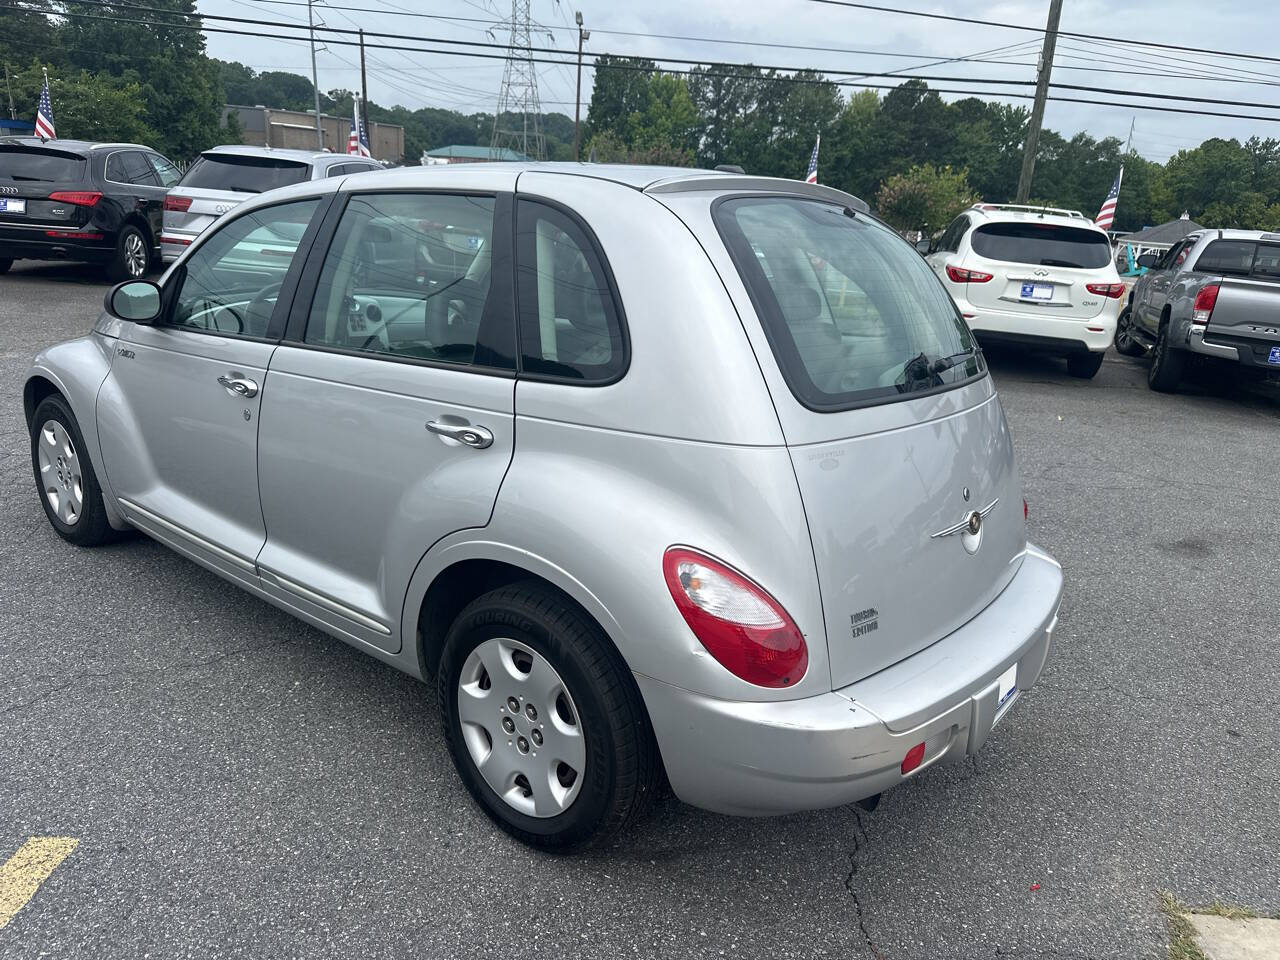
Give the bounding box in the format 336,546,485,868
490,0,546,161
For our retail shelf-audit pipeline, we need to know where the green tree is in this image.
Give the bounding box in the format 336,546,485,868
628,74,698,156
586,55,655,140
10,61,157,144
875,164,979,235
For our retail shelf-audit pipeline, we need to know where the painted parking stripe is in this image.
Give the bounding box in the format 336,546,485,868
0,837,79,930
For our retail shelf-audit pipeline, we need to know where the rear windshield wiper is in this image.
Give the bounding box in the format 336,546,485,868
927,350,976,374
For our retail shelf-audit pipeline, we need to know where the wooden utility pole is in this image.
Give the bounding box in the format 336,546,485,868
573,11,589,162
1015,0,1064,202
359,28,369,147
4,63,16,120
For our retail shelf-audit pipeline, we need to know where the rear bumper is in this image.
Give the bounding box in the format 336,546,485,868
957,298,1119,354
160,230,198,262
0,228,114,263
1191,327,1280,369
638,544,1063,816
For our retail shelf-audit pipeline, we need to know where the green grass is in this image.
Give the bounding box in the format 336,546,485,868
1160,892,1209,960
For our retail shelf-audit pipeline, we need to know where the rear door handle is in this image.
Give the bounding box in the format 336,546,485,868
217,375,259,398
426,420,494,449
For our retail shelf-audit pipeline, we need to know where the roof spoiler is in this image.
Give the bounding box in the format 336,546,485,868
646,175,870,213
970,202,1088,220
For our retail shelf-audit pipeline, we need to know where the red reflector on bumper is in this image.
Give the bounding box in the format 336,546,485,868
901,742,926,775
1086,326,1105,332
161,235,192,246
44,230,104,240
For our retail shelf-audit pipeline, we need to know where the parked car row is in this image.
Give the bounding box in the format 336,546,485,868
0,137,383,280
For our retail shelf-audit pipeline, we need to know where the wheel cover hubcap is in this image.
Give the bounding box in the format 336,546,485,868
37,419,83,526
125,233,146,276
457,637,586,818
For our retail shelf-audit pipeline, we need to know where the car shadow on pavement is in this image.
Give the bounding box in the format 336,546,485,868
4,260,114,286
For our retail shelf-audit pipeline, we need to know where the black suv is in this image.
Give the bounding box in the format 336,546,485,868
0,138,182,280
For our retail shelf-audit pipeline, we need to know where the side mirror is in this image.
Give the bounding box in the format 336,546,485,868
1135,253,1158,269
915,238,932,254
105,280,162,323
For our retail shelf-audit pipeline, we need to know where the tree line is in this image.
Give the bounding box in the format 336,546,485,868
4,4,1280,235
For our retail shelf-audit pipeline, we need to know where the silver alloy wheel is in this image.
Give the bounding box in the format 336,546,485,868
457,637,586,818
1116,311,1135,352
37,419,83,526
124,232,147,277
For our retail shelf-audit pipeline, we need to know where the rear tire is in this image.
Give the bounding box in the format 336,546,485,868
438,581,660,852
1148,323,1186,393
1066,351,1105,379
106,225,149,282
29,394,117,547
1114,307,1146,357
0,257,12,274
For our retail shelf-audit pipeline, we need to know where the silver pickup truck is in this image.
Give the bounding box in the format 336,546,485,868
1115,229,1280,392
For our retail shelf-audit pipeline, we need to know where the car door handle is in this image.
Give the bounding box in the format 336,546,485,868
217,375,259,398
426,420,494,449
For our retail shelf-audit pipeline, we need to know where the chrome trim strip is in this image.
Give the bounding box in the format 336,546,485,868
996,297,1077,308
117,498,256,572
931,498,1000,539
258,568,392,635
1187,326,1240,360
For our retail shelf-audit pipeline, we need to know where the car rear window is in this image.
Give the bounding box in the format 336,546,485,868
0,146,86,182
1193,239,1280,279
179,154,310,194
970,221,1111,269
716,196,984,410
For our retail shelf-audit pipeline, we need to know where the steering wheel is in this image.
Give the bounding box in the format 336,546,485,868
243,280,284,334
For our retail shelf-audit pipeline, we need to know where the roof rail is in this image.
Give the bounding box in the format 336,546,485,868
970,202,1089,220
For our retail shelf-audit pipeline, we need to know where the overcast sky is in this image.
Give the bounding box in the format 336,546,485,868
199,0,1275,164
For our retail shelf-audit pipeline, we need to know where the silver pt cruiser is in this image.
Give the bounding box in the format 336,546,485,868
24,164,1063,851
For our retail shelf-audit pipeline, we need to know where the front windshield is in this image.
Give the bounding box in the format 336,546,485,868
716,196,983,410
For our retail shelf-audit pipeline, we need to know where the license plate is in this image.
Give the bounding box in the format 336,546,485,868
992,663,1018,728
1269,346,1280,365
0,198,26,214
1019,282,1053,301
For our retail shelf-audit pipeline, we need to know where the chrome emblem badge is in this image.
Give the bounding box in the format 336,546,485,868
967,511,982,535
931,498,999,555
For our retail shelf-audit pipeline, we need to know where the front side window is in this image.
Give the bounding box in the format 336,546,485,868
145,153,182,188
970,222,1111,269
716,196,983,410
515,200,626,382
122,151,159,186
304,192,501,367
170,198,321,337
179,154,310,194
938,215,968,253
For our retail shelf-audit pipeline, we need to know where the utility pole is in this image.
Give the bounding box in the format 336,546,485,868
573,11,589,162
307,0,324,149
4,63,15,120
1015,0,1064,203
359,28,369,143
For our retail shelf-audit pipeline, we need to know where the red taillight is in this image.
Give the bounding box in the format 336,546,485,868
44,230,103,240
1085,282,1125,299
901,742,926,775
662,547,808,688
945,264,993,284
1023,498,1029,520
163,195,193,213
48,190,102,207
1192,283,1219,325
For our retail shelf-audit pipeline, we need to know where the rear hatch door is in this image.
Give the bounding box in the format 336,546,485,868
963,219,1116,320
167,153,312,238
701,194,1027,688
0,144,92,230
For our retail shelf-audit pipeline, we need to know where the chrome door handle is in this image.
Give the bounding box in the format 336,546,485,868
426,420,494,449
217,375,259,398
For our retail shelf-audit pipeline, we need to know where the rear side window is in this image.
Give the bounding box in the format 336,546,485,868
971,222,1111,269
716,196,983,411
179,154,310,194
145,153,182,188
1195,240,1255,276
515,199,626,382
0,146,86,182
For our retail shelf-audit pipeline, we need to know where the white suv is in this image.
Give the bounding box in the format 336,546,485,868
925,203,1123,379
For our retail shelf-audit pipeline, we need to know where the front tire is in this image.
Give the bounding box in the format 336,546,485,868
1066,351,1104,379
438,582,660,852
29,394,117,546
106,225,149,282
1114,307,1146,357
1148,323,1186,393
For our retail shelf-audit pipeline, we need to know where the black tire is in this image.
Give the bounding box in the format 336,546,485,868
1114,306,1146,357
29,394,118,546
438,581,660,852
0,257,12,274
106,224,150,282
1148,322,1186,393
1066,351,1105,379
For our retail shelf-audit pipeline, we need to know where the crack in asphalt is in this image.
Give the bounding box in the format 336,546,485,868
844,807,885,960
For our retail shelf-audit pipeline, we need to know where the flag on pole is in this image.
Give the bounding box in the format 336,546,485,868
35,69,56,140
347,96,372,158
1095,167,1123,231
805,134,820,184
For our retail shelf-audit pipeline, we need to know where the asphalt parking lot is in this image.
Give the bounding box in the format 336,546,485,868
2,259,1278,959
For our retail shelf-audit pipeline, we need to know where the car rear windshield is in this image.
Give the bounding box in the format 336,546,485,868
179,154,310,193
0,146,87,182
1192,239,1280,279
970,221,1111,269
716,196,984,410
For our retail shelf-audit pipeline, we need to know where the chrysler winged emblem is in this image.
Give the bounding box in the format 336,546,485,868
931,498,999,555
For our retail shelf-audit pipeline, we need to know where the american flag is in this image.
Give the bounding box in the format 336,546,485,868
35,72,56,140
347,96,372,158
1095,166,1124,231
805,134,820,184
